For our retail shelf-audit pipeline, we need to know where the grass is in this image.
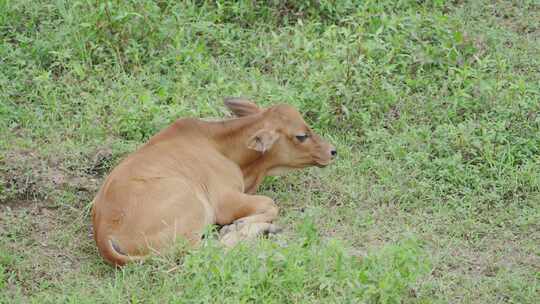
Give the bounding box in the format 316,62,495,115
1,0,539,302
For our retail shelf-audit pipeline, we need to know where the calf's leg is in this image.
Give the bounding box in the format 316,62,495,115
216,191,281,247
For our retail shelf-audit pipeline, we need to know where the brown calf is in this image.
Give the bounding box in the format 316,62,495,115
91,98,336,266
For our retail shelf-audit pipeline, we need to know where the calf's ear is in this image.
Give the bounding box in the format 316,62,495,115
224,97,261,117
247,129,279,153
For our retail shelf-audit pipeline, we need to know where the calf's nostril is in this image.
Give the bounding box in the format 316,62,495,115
331,149,337,157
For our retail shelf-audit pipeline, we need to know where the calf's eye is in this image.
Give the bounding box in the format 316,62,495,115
295,134,309,142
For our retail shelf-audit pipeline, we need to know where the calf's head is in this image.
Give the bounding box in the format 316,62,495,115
225,98,336,171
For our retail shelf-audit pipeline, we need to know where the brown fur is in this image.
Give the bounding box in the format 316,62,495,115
91,99,336,266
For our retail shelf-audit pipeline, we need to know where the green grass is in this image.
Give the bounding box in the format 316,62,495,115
1,0,539,302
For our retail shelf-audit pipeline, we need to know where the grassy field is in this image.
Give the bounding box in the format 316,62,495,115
1,0,539,302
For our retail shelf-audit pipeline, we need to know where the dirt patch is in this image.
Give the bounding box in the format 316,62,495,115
1,150,54,203
1,197,97,295
85,146,114,176
0,148,108,205
0,144,122,294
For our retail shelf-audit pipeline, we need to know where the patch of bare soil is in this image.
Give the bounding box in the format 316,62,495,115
0,147,114,294
0,200,92,294
0,147,113,205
